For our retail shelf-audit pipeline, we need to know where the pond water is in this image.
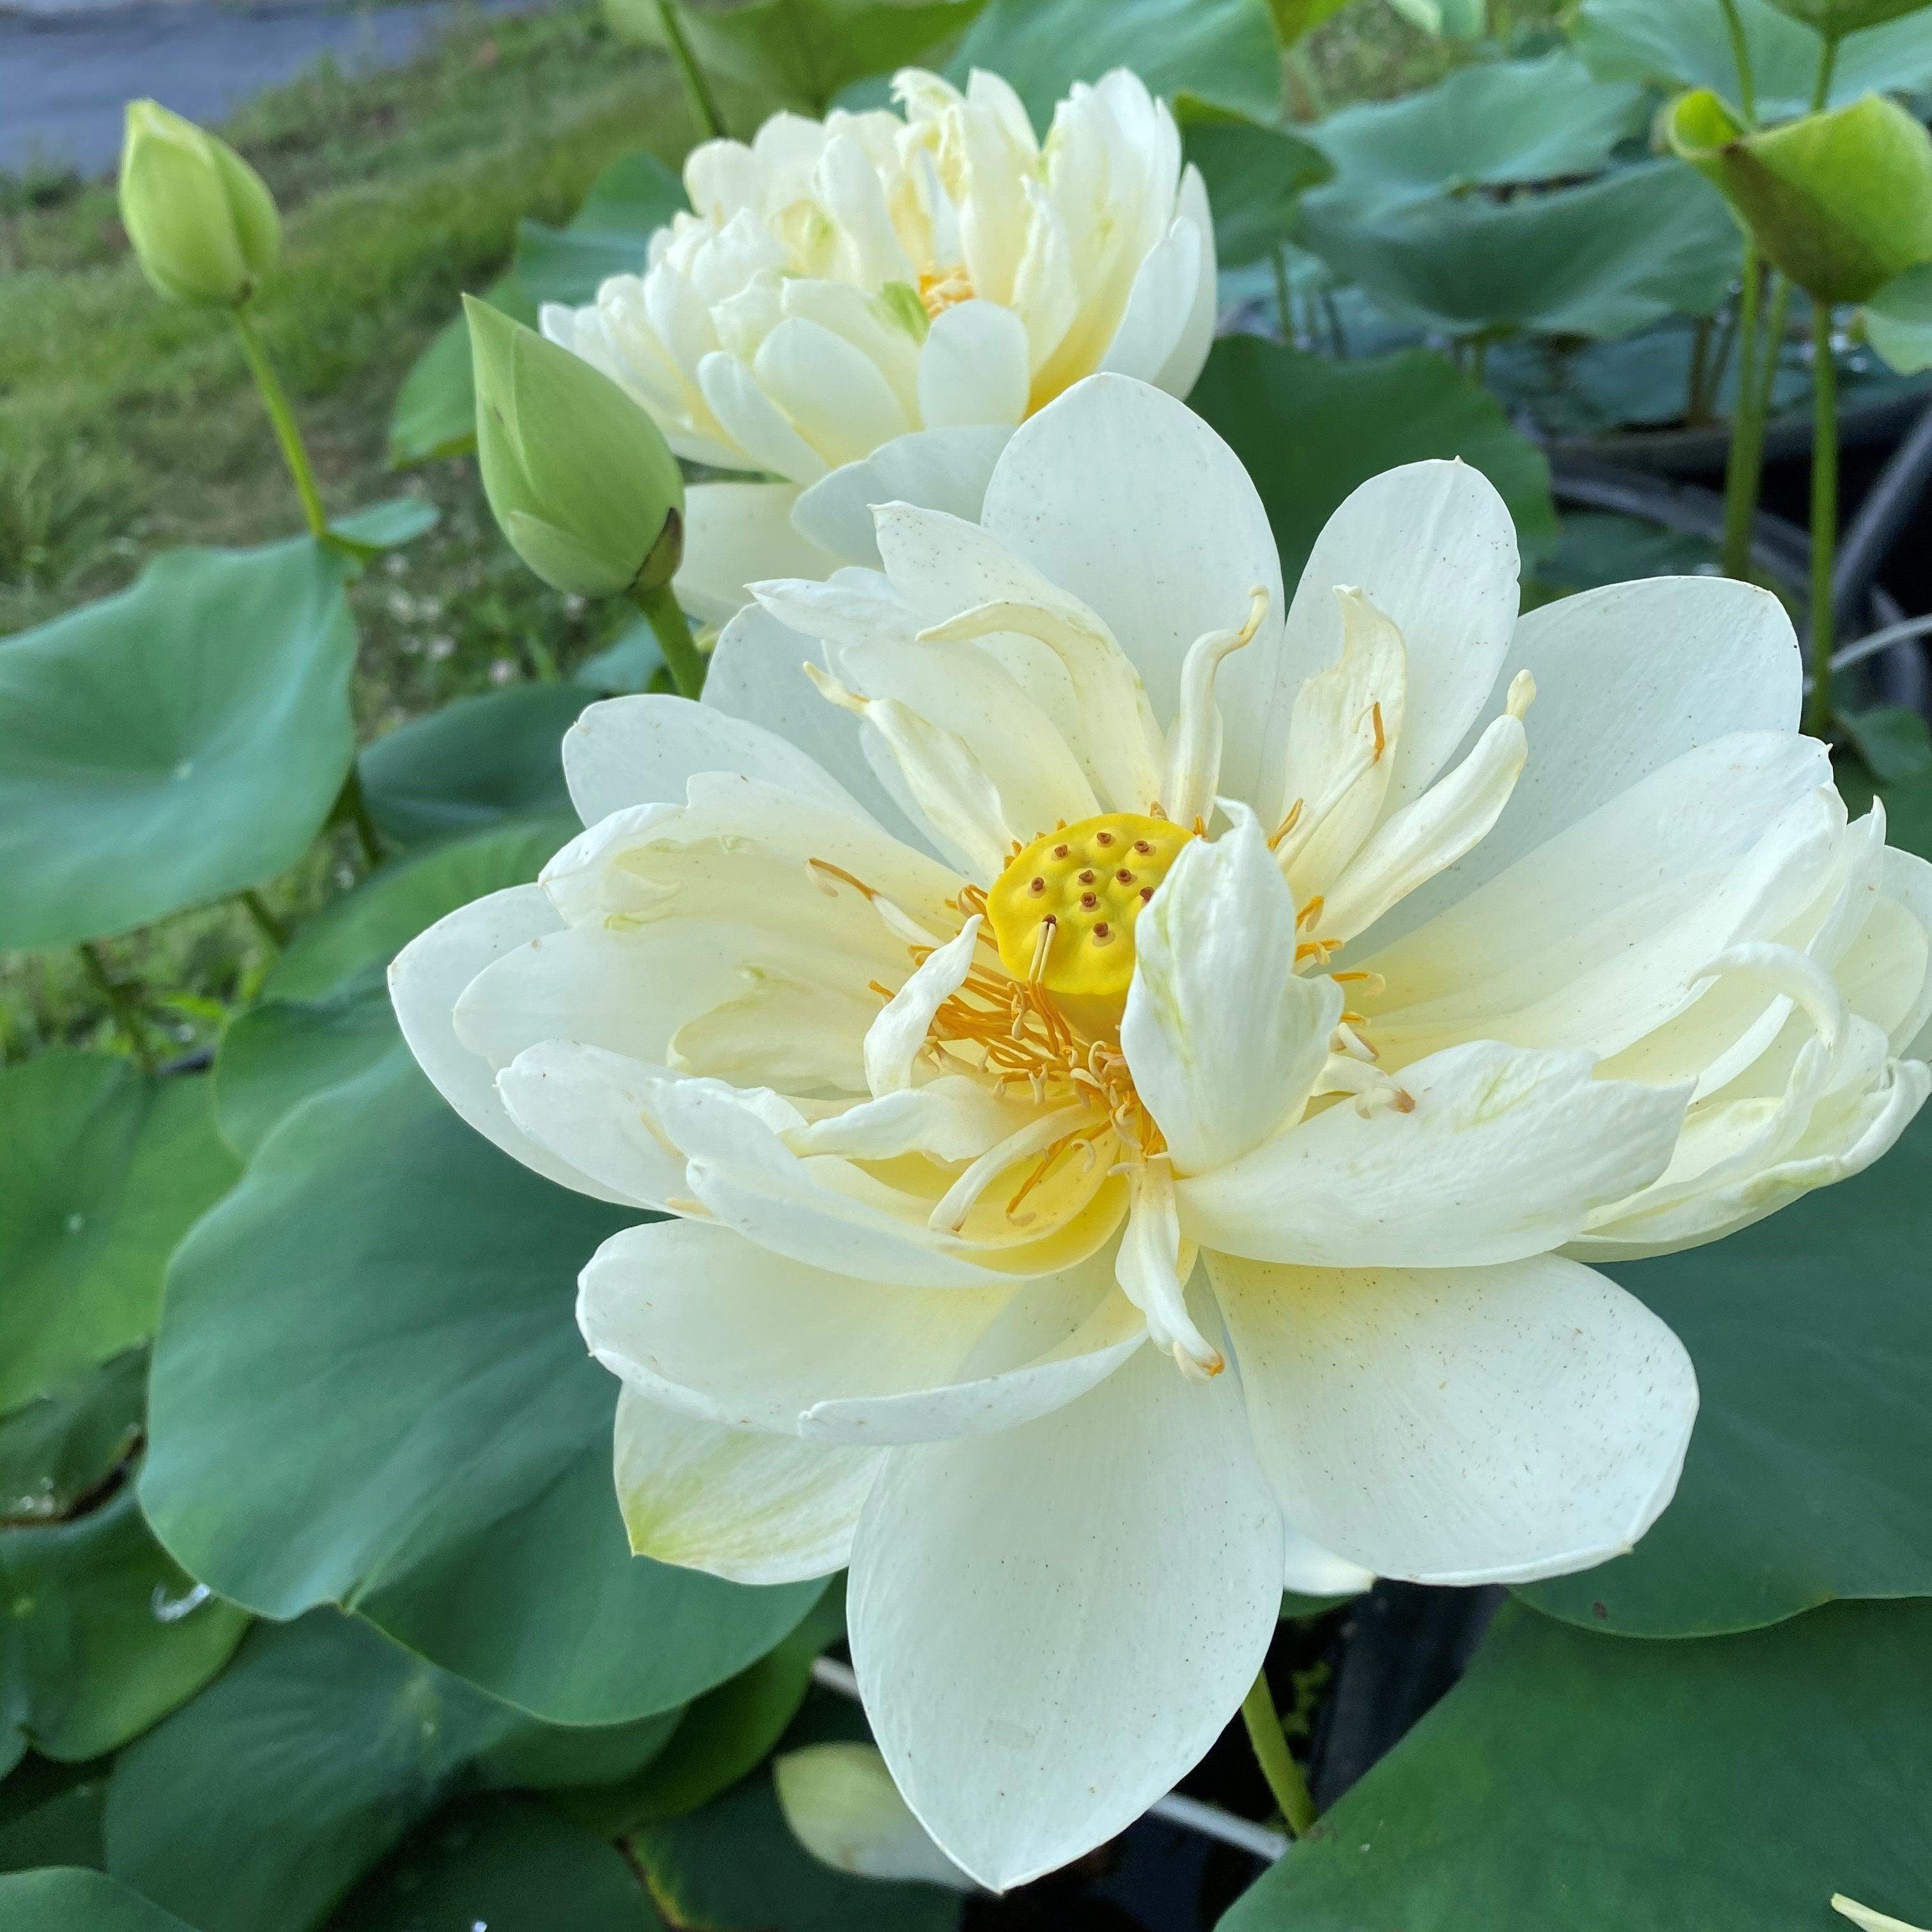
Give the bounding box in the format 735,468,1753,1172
0,0,557,177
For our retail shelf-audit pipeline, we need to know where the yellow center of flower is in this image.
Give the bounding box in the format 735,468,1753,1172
917,263,976,318
985,811,1193,999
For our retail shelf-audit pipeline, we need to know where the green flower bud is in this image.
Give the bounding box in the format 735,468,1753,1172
1669,89,1932,305
465,295,686,600
118,100,280,309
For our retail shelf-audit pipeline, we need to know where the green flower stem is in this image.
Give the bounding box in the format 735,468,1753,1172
633,581,705,700
1718,0,1757,123
1808,300,1840,738
79,942,157,1074
232,305,328,540
1286,43,1329,121
655,0,727,142
240,887,289,949
339,767,385,869
1812,31,1839,112
1241,1666,1317,1838
1270,245,1294,344
1721,242,1765,579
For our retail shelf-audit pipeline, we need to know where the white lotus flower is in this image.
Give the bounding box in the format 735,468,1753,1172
540,67,1214,624
390,374,1932,1890
776,1742,976,1891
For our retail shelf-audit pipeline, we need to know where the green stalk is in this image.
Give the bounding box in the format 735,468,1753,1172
1807,301,1839,737
654,0,727,141
1286,43,1330,120
240,888,289,949
1812,31,1839,111
1717,0,1758,123
633,581,705,700
79,942,157,1074
1721,243,1765,579
1271,244,1294,345
340,768,385,869
1241,1667,1317,1838
233,306,328,540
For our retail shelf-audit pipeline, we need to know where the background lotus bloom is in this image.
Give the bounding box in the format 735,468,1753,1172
540,68,1215,623
391,376,1932,1889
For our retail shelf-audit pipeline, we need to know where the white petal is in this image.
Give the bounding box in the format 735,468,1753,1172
388,884,627,1202
1178,1041,1689,1268
1121,808,1342,1174
1211,1252,1698,1584
1357,739,1838,1065
1243,461,1519,833
613,1384,879,1584
497,1040,689,1209
1281,1524,1375,1598
978,374,1284,742
1154,167,1217,397
917,299,1031,428
675,480,839,627
562,693,873,827
776,1745,977,1892
865,917,980,1094
790,424,1013,571
1319,702,1529,944
696,350,831,486
579,1214,1013,1431
753,315,912,466
705,601,925,844
847,1340,1282,1889
1097,215,1201,385
1389,575,1804,936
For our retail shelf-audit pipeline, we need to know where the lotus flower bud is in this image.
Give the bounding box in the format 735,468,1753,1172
465,295,685,599
1669,89,1932,305
118,100,280,309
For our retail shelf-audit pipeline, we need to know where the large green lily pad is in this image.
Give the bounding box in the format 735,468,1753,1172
103,1610,520,1932
0,540,356,949
1518,1108,1932,1636
1305,52,1649,220
328,1794,658,1932
1299,159,1737,341
357,685,583,847
0,1867,200,1932
1189,335,1557,578
1575,0,1932,118
951,0,1284,127
142,1052,821,1725
1220,1598,1932,1930
0,1057,238,1415
1,1483,249,1766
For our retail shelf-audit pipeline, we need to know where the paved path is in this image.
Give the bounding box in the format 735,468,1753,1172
1,0,554,176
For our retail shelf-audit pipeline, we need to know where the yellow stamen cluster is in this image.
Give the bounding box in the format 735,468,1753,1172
917,264,975,318
985,810,1193,999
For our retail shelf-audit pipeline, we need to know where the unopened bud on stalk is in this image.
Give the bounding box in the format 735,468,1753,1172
465,295,686,599
118,100,280,308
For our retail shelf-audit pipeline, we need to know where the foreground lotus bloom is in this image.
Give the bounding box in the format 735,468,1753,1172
392,376,1932,1889
540,68,1213,624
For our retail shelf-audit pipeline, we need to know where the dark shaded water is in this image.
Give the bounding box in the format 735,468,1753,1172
0,0,555,176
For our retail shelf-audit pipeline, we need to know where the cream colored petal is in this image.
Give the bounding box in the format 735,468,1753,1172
1387,574,1804,940
864,917,980,1094
917,298,1031,427
1121,808,1341,1175
753,314,912,466
847,1340,1282,1890
1154,167,1217,397
1243,461,1519,834
1212,1252,1698,1585
696,349,830,484
388,884,629,1202
562,692,872,827
705,602,925,845
676,480,838,627
1097,214,1202,385
776,1745,977,1892
1178,1041,1689,1268
613,1384,880,1584
789,424,1012,571
978,374,1284,751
